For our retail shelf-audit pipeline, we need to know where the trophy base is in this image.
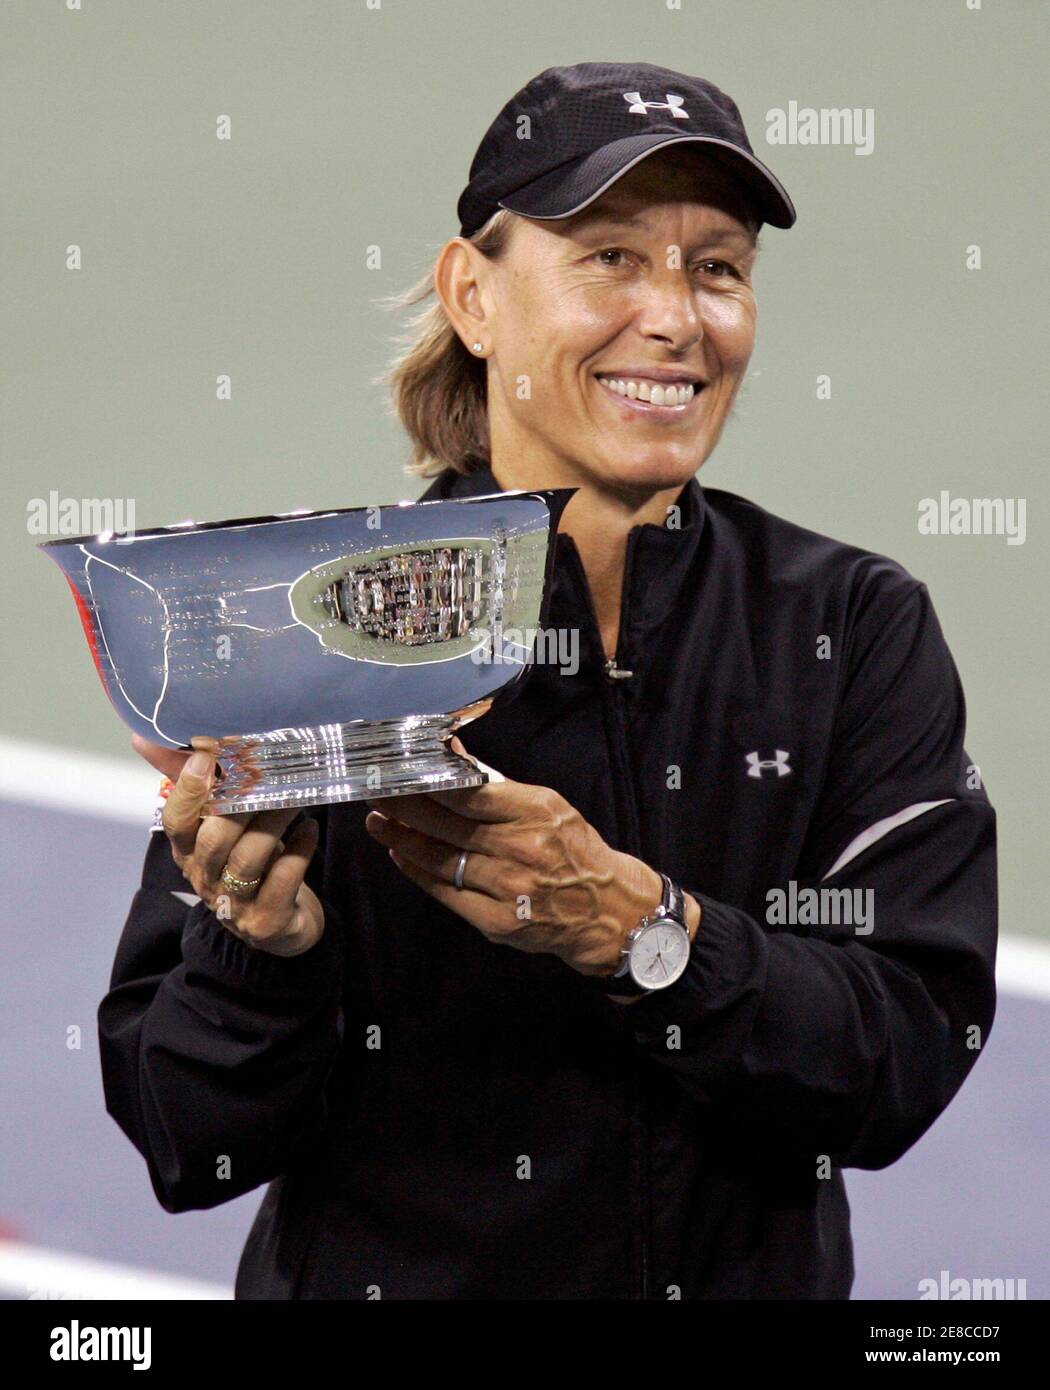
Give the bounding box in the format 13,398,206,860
206,714,487,816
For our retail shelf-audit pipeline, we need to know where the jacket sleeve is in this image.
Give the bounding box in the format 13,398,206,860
618,571,998,1172
97,804,346,1213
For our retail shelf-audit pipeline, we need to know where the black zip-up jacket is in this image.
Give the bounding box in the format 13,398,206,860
98,465,998,1299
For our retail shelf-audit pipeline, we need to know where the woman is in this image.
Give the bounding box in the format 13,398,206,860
105,63,997,1299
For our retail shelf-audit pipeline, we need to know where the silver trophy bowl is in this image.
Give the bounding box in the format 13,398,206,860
40,489,574,815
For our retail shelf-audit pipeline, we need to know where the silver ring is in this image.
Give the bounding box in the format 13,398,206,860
453,849,469,890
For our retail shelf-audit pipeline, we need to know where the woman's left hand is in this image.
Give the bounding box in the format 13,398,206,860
364,739,665,978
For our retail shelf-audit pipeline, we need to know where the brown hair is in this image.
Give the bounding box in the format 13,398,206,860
371,208,516,479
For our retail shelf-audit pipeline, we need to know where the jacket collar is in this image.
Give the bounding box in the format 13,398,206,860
417,461,708,663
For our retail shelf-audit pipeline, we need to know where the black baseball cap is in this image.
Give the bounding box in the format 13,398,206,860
457,62,796,238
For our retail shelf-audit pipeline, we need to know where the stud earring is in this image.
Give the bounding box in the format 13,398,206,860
472,342,484,353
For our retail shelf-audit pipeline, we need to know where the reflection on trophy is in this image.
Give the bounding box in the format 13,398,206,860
40,490,573,814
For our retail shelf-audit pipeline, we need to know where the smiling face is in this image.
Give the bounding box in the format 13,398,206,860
456,146,761,498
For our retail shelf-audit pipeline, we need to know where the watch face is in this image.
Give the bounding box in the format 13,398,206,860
629,919,691,990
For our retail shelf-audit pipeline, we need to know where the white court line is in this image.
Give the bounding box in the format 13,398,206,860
1,735,1049,1003
994,936,1050,1005
0,1239,231,1300
0,735,158,826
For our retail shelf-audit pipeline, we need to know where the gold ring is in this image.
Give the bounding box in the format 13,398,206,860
220,867,262,898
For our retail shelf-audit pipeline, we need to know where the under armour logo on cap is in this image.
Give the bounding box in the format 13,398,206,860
455,62,797,239
623,91,689,119
746,750,792,779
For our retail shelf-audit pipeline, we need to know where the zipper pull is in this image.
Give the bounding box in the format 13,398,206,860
605,656,634,681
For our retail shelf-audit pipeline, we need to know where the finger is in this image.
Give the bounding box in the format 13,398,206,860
251,818,320,916
221,813,303,884
365,794,507,858
189,736,226,782
387,847,508,937
195,807,301,884
423,777,543,822
132,734,191,783
210,838,286,923
132,733,222,783
365,812,506,899
450,736,507,784
367,739,514,822
163,750,218,857
192,811,250,883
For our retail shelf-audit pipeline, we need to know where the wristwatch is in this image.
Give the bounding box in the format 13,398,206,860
606,873,693,996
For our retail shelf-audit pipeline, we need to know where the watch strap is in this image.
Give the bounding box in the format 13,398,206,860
608,872,687,987
663,875,686,927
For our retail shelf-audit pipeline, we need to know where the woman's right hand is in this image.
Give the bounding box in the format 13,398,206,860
132,735,325,958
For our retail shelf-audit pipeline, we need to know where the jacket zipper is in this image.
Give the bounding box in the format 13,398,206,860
603,651,651,1303
567,536,651,1301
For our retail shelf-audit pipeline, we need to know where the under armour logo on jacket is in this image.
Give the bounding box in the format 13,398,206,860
623,91,689,119
746,750,792,778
